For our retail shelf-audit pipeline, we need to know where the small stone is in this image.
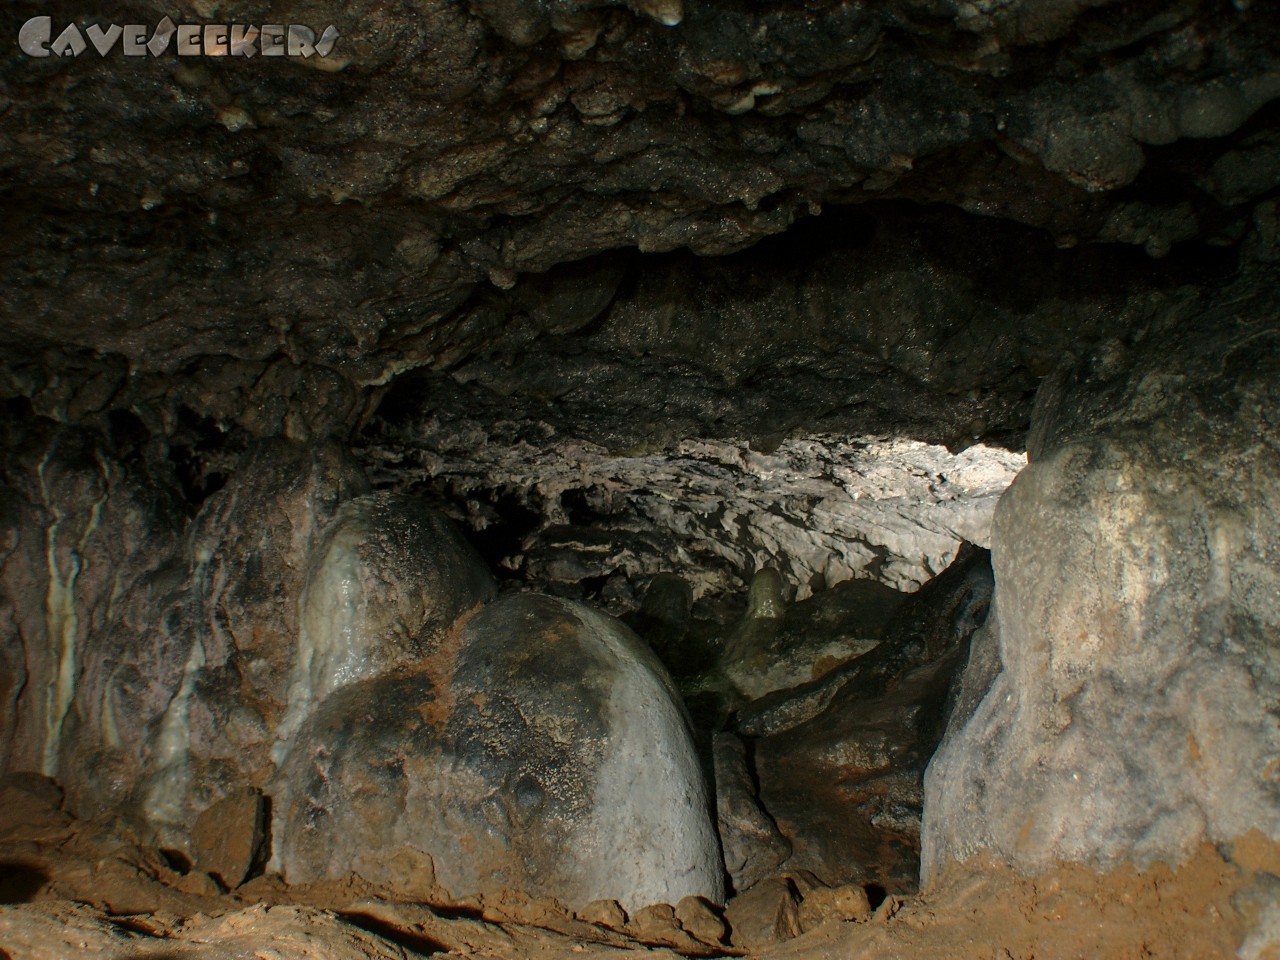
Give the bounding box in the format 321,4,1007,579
174,871,222,897
871,896,902,923
627,902,701,949
576,899,627,930
191,787,266,889
798,883,873,931
724,877,802,950
675,895,727,945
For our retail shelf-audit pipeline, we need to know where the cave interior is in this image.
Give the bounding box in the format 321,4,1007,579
1,0,1279,957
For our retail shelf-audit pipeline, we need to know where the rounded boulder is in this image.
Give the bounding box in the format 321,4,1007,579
272,593,724,910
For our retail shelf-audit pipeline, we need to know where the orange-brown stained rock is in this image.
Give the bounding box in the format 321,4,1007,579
763,842,1271,960
191,786,266,889
796,881,872,931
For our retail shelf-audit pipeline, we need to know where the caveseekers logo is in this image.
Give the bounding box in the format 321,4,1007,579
18,16,339,58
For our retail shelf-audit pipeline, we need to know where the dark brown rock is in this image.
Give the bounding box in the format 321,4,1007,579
747,546,994,892
190,787,266,889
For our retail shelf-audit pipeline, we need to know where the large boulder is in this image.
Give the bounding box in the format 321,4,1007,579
922,279,1280,882
272,492,496,761
272,593,724,910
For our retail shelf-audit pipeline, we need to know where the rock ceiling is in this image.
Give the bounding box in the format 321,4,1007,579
2,0,1277,447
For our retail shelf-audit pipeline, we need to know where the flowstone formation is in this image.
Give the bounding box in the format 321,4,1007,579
922,260,1280,883
274,593,724,909
0,429,725,910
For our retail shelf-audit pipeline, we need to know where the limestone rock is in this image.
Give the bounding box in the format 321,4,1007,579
576,899,627,930
922,280,1280,882
137,439,369,837
713,731,791,893
626,903,691,948
376,428,1023,614
272,593,723,910
0,418,186,819
797,882,873,931
750,545,994,891
723,572,904,704
5,1,1277,445
723,876,802,950
674,895,727,945
273,492,496,760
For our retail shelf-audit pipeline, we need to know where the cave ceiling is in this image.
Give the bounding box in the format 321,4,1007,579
0,0,1277,451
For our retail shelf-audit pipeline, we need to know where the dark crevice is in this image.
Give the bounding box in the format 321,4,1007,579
337,913,450,956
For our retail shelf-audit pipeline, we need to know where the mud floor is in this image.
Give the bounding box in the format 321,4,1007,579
0,774,1269,960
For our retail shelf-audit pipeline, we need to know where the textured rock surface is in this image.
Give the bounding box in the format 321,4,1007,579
750,546,994,892
3,1,1278,440
190,786,267,890
713,731,791,893
274,492,495,759
1,0,1278,931
922,268,1280,881
138,439,368,836
273,592,723,910
0,417,186,815
362,425,1023,612
720,571,903,705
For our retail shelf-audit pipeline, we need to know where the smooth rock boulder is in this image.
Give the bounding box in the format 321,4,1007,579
273,593,724,910
272,493,496,762
922,287,1280,883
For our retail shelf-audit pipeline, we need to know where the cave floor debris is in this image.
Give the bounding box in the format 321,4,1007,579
0,775,1265,960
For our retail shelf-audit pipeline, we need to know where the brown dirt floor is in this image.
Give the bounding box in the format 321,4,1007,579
0,775,1273,960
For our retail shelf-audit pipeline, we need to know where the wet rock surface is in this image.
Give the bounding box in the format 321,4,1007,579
922,263,1280,880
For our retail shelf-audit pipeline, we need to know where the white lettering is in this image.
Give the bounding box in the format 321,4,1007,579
18,16,52,57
